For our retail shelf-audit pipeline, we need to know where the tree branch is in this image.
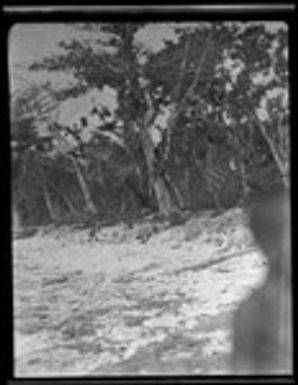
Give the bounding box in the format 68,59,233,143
166,30,213,139
178,30,213,115
171,34,192,102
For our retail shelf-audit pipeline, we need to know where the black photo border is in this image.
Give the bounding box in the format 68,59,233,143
1,3,296,385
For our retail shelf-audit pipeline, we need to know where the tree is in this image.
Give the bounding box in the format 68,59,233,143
11,87,55,225
214,23,290,189
11,84,99,224
24,22,289,219
30,24,190,218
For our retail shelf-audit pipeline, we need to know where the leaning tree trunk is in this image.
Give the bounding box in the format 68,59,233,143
138,123,180,219
37,166,57,222
256,119,290,188
48,123,98,216
40,176,57,222
243,103,290,188
70,156,97,215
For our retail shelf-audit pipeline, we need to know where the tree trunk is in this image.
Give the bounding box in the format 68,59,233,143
41,178,57,222
138,124,179,219
134,81,182,219
257,121,289,188
48,123,98,216
71,157,97,215
243,104,290,188
184,168,191,208
238,162,251,200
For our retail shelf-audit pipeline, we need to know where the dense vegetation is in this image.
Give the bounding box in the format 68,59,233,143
11,22,289,229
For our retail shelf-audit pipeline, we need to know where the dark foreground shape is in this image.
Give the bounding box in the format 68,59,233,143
231,185,292,375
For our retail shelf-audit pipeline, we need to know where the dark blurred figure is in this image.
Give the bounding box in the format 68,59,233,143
231,184,292,374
